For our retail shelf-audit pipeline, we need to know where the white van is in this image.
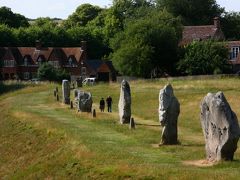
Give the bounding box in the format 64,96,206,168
82,77,96,86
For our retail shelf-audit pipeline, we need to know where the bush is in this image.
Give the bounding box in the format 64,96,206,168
37,63,70,82
177,40,230,75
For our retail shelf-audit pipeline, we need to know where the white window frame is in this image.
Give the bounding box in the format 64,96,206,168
37,57,43,65
24,57,28,66
4,60,15,67
231,46,240,60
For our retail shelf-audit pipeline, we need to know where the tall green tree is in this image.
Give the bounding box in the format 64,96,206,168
64,4,102,28
156,0,224,25
110,10,182,77
37,63,70,82
0,24,16,46
0,6,29,28
221,12,240,40
177,40,230,75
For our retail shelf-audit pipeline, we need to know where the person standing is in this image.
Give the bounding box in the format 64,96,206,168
99,98,105,112
106,96,112,112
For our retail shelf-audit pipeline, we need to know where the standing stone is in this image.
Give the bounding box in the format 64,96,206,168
77,91,93,112
92,109,96,118
73,89,80,99
200,92,240,161
129,117,135,129
159,84,180,145
62,80,70,104
118,80,131,124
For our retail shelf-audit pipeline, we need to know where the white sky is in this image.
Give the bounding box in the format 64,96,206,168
0,0,239,19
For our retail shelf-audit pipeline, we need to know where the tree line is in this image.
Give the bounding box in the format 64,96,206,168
0,0,240,77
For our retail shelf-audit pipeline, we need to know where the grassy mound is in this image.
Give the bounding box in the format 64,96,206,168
0,78,240,179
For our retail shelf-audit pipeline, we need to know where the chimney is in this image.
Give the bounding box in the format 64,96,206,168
35,40,42,50
81,41,87,51
213,17,220,29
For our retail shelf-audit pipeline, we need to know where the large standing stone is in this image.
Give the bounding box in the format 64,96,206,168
118,80,131,124
200,92,240,161
62,80,70,104
77,91,93,112
159,84,180,145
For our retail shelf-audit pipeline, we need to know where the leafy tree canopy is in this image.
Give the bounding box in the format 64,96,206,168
221,12,240,40
0,6,29,28
110,9,182,77
177,40,230,75
64,4,102,28
37,63,70,82
156,0,224,25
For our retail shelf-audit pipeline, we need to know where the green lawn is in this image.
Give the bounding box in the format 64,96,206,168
0,78,240,179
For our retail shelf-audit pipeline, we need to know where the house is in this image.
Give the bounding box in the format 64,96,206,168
179,17,240,73
0,41,116,81
179,17,225,46
84,59,116,81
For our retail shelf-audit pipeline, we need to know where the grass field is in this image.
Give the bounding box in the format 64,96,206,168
0,78,240,179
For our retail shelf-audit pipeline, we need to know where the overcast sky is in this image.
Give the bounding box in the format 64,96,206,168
0,0,239,19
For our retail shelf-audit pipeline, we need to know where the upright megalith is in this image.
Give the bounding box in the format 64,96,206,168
200,92,240,161
77,91,93,112
62,80,70,104
118,80,131,124
159,84,180,145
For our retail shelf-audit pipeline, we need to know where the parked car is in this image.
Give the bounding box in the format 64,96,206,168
82,78,96,86
28,78,40,84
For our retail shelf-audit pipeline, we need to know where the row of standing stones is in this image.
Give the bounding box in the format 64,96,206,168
160,84,240,162
60,79,240,162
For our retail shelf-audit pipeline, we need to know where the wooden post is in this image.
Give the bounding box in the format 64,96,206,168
92,109,96,118
56,94,59,101
54,90,56,97
129,117,135,129
70,101,73,109
56,87,58,93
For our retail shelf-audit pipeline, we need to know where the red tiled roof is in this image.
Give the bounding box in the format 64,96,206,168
227,41,240,47
1,47,85,65
179,25,218,46
62,48,83,62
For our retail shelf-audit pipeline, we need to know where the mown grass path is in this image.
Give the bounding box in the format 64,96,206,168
0,79,240,179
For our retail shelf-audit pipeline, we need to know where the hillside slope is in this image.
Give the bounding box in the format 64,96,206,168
0,79,240,179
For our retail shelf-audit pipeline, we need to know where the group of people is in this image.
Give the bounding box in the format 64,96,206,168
100,96,112,112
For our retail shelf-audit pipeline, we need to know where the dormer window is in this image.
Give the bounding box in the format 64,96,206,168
69,58,73,66
37,57,43,65
24,57,28,66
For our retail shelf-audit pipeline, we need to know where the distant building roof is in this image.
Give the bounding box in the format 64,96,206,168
179,17,225,46
0,46,85,65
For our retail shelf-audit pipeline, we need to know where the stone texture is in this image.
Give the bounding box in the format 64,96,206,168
118,80,131,124
76,91,93,112
62,80,70,104
200,92,240,161
159,84,180,145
